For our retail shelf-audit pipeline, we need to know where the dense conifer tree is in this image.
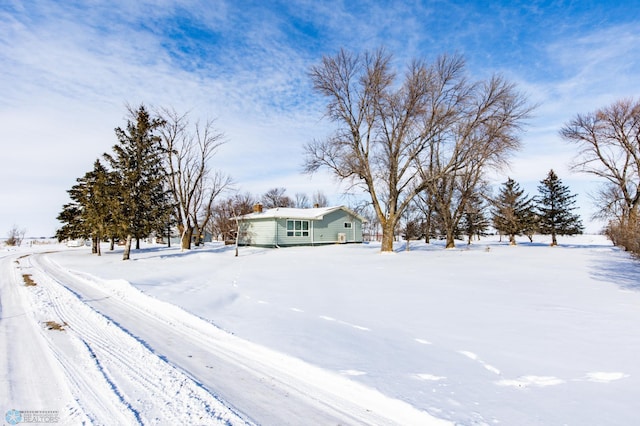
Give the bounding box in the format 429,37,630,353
104,105,168,260
536,169,584,246
56,201,85,242
56,160,119,254
491,178,535,245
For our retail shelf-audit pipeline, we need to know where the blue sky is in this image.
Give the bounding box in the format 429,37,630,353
1,0,639,236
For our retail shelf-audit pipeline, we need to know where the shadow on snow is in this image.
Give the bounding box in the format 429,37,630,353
590,252,640,292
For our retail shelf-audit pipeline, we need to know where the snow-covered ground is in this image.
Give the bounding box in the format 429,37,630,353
2,235,640,425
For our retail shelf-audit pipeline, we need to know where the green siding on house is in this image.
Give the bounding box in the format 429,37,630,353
238,206,364,247
312,210,361,243
238,218,276,246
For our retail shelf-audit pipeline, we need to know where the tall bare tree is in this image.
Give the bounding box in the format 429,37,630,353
422,73,530,248
560,98,640,250
304,48,531,251
294,192,310,208
159,108,232,250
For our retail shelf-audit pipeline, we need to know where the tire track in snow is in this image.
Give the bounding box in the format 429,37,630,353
80,339,144,423
0,253,90,424
33,252,450,426
25,254,248,425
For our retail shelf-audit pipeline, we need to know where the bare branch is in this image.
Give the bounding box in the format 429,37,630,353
304,48,532,251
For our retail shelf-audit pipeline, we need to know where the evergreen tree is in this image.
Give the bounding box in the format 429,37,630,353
56,202,85,242
491,178,535,245
460,191,490,244
56,160,119,255
82,160,121,255
104,105,168,260
536,169,584,246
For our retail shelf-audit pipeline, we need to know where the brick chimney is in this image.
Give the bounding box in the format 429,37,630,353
253,203,263,213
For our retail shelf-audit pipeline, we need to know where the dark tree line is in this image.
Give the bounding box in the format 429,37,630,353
491,171,583,246
391,170,583,247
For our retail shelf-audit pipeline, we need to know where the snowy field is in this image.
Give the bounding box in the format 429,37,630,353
2,234,640,425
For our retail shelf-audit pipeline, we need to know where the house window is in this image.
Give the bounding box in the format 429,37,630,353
287,220,309,237
344,222,352,228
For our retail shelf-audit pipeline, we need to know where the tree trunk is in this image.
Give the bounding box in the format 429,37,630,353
381,220,395,252
424,215,431,244
123,234,132,260
509,234,517,246
551,232,558,246
181,226,193,250
136,237,141,250
96,237,101,256
110,237,115,251
193,225,201,247
92,236,98,254
444,226,456,248
235,222,239,257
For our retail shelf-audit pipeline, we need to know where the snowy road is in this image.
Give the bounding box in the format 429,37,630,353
1,250,447,425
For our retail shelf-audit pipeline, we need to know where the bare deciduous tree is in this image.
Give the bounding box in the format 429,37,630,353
427,171,487,249
208,192,255,242
561,99,640,251
261,187,293,208
294,192,310,208
304,48,531,251
421,74,530,248
159,108,232,250
312,190,329,207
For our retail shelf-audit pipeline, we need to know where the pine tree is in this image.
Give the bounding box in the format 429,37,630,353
460,191,490,244
56,160,119,255
536,169,584,246
104,105,168,260
491,178,535,245
56,202,85,242
82,160,122,255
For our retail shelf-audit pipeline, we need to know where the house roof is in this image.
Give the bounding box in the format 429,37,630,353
238,205,366,222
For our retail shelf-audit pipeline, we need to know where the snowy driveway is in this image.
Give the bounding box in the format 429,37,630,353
1,249,446,425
